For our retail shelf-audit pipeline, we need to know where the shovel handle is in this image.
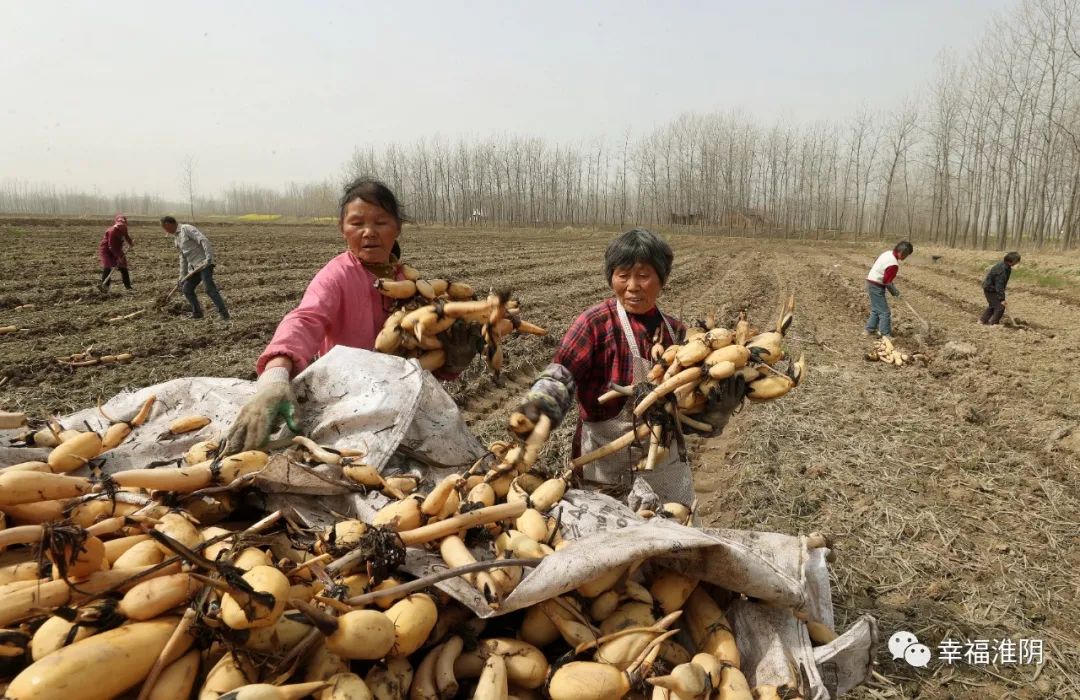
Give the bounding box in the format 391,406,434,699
181,264,208,283
902,299,927,325
161,265,208,303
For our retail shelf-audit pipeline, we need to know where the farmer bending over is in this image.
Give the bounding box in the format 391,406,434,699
510,228,744,507
98,215,134,291
161,216,231,321
864,240,913,339
224,178,480,453
980,251,1021,326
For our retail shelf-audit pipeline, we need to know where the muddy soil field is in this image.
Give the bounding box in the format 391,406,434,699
1,219,1078,699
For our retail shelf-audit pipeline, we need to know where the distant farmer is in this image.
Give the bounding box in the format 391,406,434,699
864,240,913,339
98,215,134,291
222,178,479,453
980,251,1021,326
160,216,230,321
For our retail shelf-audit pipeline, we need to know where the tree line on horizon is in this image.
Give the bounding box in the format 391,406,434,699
2,0,1078,250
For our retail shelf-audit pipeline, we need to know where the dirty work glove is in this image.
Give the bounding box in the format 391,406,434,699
438,320,484,374
223,366,300,454
689,374,746,437
890,287,901,298
512,363,576,437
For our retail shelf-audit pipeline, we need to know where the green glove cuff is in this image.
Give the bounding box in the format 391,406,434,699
276,400,300,434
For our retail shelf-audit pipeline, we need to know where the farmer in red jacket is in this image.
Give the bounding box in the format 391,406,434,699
98,215,134,291
864,241,913,339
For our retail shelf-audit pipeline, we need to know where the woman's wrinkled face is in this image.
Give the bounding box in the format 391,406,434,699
611,262,662,314
341,199,400,264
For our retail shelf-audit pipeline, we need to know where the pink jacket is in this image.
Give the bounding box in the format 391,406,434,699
98,216,132,268
257,252,405,376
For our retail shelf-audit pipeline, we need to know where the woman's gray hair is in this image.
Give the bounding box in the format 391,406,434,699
604,228,674,285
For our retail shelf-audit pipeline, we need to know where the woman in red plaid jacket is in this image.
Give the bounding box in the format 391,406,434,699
513,229,743,508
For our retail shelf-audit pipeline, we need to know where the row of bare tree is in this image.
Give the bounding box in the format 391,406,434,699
3,0,1078,249
0,179,340,220
343,0,1080,249
925,0,1080,250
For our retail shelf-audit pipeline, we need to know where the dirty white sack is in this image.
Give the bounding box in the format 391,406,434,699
0,346,875,698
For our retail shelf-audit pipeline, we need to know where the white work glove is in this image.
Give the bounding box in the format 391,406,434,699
223,367,299,454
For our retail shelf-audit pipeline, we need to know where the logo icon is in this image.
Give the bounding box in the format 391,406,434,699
904,643,932,668
889,631,930,667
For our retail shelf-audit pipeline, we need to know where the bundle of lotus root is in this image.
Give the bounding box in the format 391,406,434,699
0,402,834,700
373,264,545,374
864,336,929,367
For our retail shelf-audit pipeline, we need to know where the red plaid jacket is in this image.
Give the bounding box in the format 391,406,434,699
553,298,684,425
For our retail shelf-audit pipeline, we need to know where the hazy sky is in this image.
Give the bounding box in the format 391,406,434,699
2,0,1012,198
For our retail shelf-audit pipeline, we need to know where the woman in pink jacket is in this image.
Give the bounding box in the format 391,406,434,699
98,215,134,290
225,178,479,452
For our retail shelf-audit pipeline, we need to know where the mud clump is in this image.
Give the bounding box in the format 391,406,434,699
940,341,978,360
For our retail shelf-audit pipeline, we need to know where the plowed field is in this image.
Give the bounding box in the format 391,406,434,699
1,218,1078,698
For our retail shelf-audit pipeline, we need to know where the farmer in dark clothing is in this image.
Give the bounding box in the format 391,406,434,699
98,215,134,291
980,251,1021,325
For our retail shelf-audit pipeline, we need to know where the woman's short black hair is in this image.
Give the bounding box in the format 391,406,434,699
895,241,914,256
604,228,674,285
1004,251,1021,264
339,178,407,226
161,215,177,226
